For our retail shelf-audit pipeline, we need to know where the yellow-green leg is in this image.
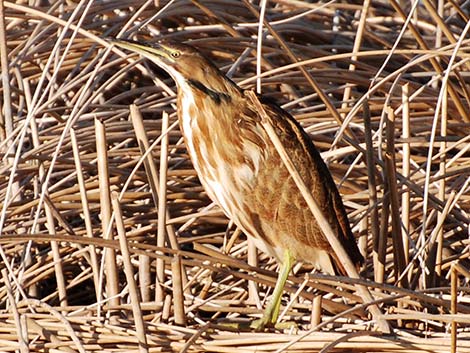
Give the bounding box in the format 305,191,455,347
251,249,294,330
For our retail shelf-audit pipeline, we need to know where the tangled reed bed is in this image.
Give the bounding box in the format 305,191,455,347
1,0,470,352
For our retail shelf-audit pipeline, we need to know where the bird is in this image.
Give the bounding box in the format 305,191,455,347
109,37,364,330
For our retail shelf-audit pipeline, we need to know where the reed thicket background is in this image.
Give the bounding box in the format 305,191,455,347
0,0,469,352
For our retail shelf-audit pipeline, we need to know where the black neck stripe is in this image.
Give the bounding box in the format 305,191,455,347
188,79,231,104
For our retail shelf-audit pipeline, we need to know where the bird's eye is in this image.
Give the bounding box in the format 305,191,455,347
170,51,180,58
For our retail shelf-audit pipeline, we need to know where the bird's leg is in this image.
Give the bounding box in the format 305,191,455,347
251,249,294,331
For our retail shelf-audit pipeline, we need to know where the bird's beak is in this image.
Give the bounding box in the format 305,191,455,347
108,37,169,62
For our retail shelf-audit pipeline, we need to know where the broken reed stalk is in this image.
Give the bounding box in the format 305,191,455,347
70,128,100,297
44,200,68,310
246,90,391,334
157,111,170,304
0,0,13,140
401,84,410,268
437,85,447,281
363,101,383,284
171,254,186,326
95,117,120,312
451,264,457,353
112,191,148,353
129,104,157,302
311,295,322,328
385,106,408,288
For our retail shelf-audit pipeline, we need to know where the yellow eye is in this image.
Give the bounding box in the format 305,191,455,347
170,51,180,58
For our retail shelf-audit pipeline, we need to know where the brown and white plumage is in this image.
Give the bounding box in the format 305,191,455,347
111,38,363,328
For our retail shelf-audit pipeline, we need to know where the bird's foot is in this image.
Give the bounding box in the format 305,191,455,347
215,318,297,332
213,318,269,331
249,317,298,332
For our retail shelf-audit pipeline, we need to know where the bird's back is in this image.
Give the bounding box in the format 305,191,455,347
242,97,364,275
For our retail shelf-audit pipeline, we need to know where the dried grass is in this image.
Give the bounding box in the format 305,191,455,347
1,0,470,352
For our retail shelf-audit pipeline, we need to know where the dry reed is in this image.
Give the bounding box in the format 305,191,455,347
1,0,470,352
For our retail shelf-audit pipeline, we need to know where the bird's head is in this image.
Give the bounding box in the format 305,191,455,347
109,38,233,95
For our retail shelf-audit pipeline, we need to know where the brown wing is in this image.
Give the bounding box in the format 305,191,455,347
255,96,364,274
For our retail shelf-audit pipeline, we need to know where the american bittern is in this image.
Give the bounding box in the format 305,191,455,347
110,38,364,329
